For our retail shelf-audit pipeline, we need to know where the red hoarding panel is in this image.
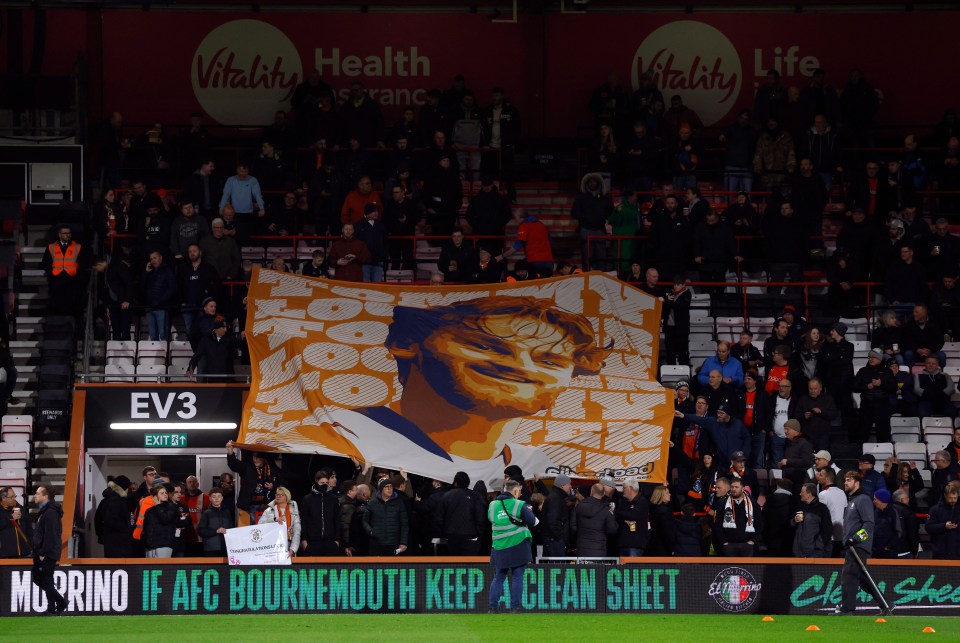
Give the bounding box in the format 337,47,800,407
100,11,531,128
89,10,960,135
541,13,960,134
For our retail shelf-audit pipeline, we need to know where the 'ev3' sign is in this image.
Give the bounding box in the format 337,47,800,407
130,392,198,420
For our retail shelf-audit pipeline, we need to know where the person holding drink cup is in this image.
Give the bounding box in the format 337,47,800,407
792,482,833,558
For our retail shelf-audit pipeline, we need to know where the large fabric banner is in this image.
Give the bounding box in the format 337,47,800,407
239,269,672,486
225,523,291,566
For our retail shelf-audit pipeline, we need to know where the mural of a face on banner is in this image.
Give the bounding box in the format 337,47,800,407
242,270,671,487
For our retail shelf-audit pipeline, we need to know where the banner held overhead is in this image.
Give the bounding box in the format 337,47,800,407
239,269,672,487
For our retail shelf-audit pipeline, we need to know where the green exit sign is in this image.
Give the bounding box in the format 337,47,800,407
144,433,188,448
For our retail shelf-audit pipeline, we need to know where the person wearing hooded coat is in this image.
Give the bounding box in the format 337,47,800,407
94,475,134,558
571,172,614,271
363,478,409,555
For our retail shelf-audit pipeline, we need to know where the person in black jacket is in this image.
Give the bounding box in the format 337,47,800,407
540,475,574,557
792,482,834,558
300,468,341,556
176,244,220,337
142,484,177,558
715,478,763,556
31,486,66,615
647,485,676,556
226,441,280,527
692,209,740,293
356,203,389,283
663,277,691,365
438,471,485,556
363,478,409,555
143,250,177,341
761,478,796,556
94,476,133,558
926,481,960,560
188,318,236,382
871,488,912,558
572,483,617,557
197,488,231,557
438,229,478,283
885,244,928,307
854,349,897,443
421,154,462,241
105,243,139,341
0,486,32,559
902,303,946,367
615,478,649,557
338,481,369,556
822,322,856,414
571,173,614,271
645,194,691,281
674,503,705,556
763,201,807,293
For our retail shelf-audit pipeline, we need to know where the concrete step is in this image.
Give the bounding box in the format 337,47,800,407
35,441,69,449
31,467,66,477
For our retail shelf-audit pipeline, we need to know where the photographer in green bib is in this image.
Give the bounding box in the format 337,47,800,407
488,479,539,612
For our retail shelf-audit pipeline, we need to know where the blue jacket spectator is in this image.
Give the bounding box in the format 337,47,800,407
858,455,885,496
219,164,265,214
697,342,745,388
680,403,750,466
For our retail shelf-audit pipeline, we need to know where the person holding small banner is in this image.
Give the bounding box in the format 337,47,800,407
258,487,301,559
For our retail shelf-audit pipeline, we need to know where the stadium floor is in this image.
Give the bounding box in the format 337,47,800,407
3,613,957,641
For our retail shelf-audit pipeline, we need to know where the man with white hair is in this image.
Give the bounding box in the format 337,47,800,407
199,217,241,281
615,478,649,557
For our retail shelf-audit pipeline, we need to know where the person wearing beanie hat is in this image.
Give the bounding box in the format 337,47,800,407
780,305,809,342
871,487,912,559
854,347,897,444
541,474,575,557
676,401,749,468
779,419,813,478
673,380,695,415
355,197,389,283
832,322,848,337
364,477,409,556
95,475,135,558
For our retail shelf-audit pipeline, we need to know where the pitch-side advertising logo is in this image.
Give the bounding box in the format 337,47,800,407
631,20,741,127
192,19,302,125
708,566,762,612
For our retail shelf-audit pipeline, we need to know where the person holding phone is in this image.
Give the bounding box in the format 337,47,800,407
926,480,960,560
327,223,371,282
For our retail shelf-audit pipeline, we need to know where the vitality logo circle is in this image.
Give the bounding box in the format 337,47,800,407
192,19,303,125
631,20,742,127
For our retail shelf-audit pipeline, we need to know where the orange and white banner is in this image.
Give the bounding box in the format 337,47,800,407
239,269,673,486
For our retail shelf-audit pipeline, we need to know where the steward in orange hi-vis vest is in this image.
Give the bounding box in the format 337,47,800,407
48,240,81,276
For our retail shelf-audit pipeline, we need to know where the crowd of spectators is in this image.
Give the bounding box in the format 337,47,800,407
66,427,960,562
37,63,960,561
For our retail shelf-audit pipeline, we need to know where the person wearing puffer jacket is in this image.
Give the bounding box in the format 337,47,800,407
259,486,301,559
572,483,617,557
142,484,178,558
363,478,409,555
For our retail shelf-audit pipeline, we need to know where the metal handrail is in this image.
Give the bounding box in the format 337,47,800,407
81,231,100,377
79,373,251,384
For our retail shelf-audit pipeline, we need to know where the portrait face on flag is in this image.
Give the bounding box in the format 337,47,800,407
240,269,673,487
